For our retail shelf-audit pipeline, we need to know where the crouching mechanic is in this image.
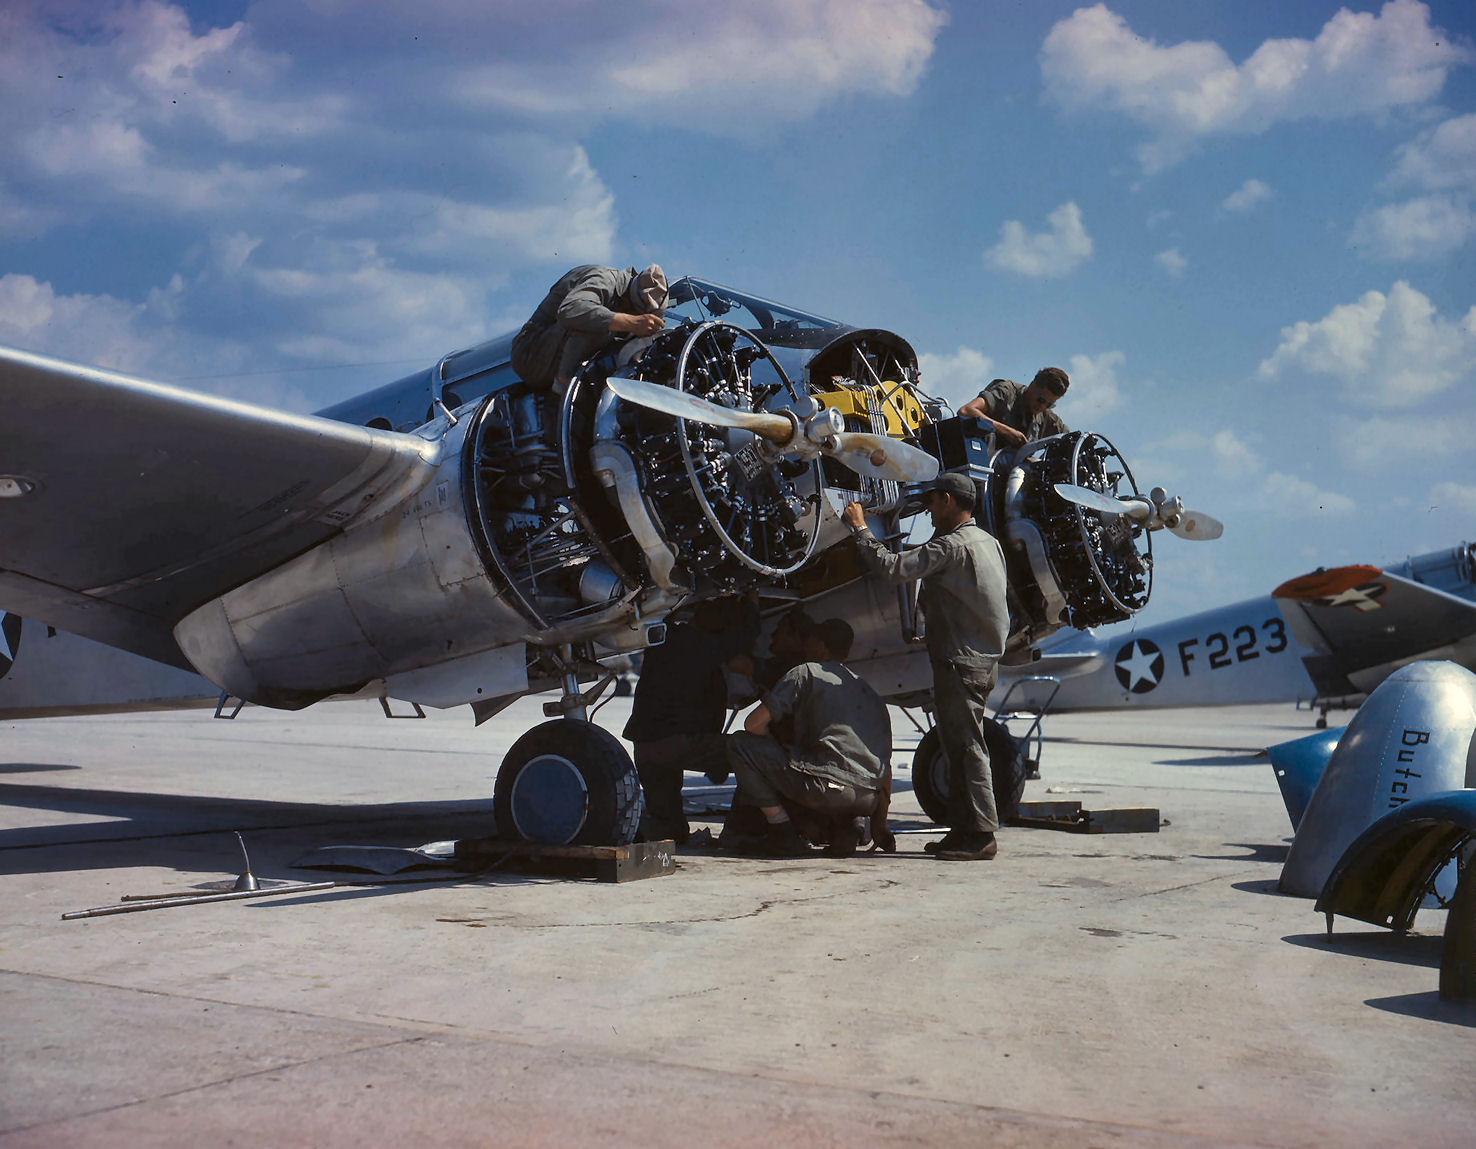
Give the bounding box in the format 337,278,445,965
724,618,891,858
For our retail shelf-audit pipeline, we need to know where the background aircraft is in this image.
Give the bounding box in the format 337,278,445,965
996,541,1476,722
0,277,1219,843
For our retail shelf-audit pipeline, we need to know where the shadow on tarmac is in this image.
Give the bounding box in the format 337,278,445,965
1152,753,1269,767
0,778,497,876
1200,841,1291,864
1284,928,1444,968
1365,991,1476,1027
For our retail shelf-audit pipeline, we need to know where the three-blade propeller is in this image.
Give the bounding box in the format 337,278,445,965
1054,483,1223,541
606,375,939,483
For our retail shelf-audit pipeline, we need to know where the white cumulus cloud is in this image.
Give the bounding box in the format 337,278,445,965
1336,411,1476,469
427,0,948,129
1351,195,1476,260
985,202,1093,278
1429,481,1476,515
1062,351,1124,422
1257,281,1476,407
1264,472,1357,517
1223,179,1273,213
1353,113,1476,260
918,346,993,409
1155,248,1188,277
1041,1,1473,170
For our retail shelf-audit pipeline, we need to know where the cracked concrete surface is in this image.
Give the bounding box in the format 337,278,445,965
2,697,1473,1147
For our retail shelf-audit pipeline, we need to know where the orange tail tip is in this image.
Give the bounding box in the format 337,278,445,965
1273,564,1383,599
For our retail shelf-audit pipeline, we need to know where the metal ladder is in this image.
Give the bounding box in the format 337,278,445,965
991,675,1061,780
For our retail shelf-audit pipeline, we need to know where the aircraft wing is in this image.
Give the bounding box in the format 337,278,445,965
0,346,436,668
1273,564,1476,695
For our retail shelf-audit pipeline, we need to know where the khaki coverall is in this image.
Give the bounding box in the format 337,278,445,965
851,520,1010,833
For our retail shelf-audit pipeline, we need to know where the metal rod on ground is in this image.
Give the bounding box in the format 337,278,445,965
62,882,339,920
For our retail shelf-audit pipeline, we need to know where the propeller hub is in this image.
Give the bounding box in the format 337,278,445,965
804,407,844,446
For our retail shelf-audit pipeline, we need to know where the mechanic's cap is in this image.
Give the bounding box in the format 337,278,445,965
929,472,977,511
812,618,855,659
631,264,668,313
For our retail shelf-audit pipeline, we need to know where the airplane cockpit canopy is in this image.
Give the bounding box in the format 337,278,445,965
666,277,849,349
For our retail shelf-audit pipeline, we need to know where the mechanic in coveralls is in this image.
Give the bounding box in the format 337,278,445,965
842,473,1010,861
511,264,668,392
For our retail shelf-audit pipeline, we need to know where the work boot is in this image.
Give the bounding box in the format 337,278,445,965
923,830,967,855
822,815,860,858
763,820,812,858
936,832,998,861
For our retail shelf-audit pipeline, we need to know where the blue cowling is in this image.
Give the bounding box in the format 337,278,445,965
1266,726,1344,831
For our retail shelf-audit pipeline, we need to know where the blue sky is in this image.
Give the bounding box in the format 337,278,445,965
1,0,1473,625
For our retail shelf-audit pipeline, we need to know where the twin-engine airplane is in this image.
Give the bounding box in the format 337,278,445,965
997,542,1476,722
0,277,1219,844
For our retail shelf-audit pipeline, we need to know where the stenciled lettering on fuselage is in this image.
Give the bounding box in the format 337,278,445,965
0,612,20,680
1389,728,1428,808
1175,617,1288,678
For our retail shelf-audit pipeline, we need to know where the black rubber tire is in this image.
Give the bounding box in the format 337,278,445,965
910,721,1027,827
493,719,643,845
911,727,952,825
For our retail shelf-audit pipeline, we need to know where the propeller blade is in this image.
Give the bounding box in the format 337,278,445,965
1168,511,1224,541
609,375,940,483
605,375,794,444
831,431,941,483
1053,483,1151,520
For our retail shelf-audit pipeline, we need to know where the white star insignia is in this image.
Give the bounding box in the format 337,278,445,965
1318,585,1385,611
1118,642,1161,689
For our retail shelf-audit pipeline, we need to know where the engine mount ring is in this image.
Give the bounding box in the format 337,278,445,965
672,321,823,579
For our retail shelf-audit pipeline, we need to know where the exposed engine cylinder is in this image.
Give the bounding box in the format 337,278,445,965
996,430,1152,633
600,322,822,587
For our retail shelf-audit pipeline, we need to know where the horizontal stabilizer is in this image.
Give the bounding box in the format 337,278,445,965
1273,567,1476,681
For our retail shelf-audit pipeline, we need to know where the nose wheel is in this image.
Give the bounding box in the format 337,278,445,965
493,719,643,845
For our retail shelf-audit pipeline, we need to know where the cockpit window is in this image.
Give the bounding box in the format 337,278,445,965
666,277,843,337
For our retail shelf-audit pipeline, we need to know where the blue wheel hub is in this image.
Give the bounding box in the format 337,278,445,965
508,753,589,844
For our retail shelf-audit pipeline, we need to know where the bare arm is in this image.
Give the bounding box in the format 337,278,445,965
744,702,773,736
957,396,1025,446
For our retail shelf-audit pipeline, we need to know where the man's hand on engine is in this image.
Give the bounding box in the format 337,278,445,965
842,501,867,531
991,422,1027,448
609,312,665,336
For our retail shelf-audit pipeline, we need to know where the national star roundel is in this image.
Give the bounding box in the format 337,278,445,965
0,612,20,681
1114,638,1164,694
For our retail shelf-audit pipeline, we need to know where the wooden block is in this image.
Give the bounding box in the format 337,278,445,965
1006,805,1161,834
451,838,677,883
1084,808,1161,834
1013,800,1084,820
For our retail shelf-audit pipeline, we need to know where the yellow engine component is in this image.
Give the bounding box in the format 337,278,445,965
812,380,926,438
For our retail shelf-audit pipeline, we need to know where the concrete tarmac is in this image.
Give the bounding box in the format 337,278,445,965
2,698,1472,1147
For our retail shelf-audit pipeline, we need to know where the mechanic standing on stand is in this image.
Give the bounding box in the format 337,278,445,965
957,368,1070,448
510,264,668,392
841,474,1010,861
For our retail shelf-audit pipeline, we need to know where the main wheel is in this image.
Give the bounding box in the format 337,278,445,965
493,719,643,845
911,727,951,825
910,722,1027,827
